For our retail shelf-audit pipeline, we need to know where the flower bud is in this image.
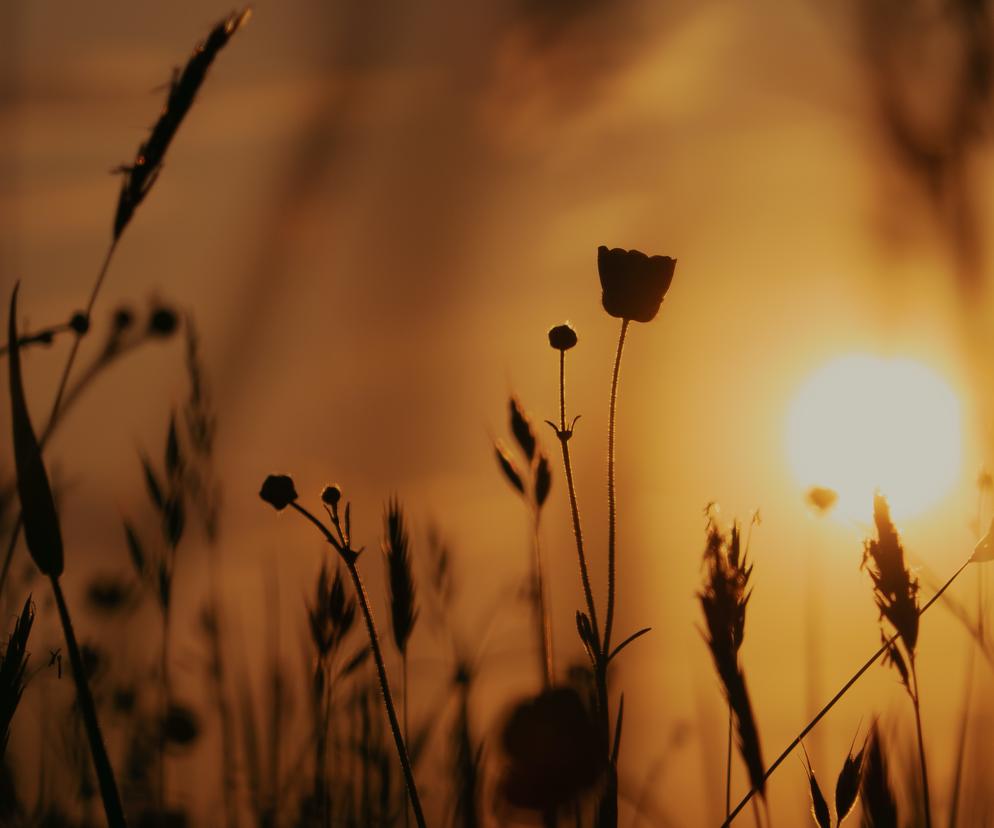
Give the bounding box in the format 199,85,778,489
321,485,342,506
113,307,134,331
548,323,577,351
148,306,179,337
260,474,298,511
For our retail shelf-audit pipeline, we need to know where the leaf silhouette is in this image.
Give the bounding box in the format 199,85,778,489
7,285,63,577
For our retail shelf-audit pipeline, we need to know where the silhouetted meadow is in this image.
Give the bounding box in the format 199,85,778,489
3,9,994,828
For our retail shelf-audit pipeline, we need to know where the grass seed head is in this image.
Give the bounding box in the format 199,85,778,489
698,517,765,797
862,493,919,657
383,498,418,656
0,596,34,759
113,9,251,240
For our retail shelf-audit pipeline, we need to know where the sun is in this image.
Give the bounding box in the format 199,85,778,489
785,354,963,522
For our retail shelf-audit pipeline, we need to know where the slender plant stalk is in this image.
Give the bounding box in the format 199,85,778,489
346,560,426,828
289,502,427,828
603,318,629,656
948,608,977,828
722,557,972,826
403,651,410,828
725,704,733,820
532,516,553,687
555,349,600,643
159,604,172,808
50,575,127,828
910,662,933,828
0,242,118,593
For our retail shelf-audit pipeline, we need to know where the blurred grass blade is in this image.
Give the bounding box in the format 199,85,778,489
495,442,525,495
0,595,34,759
8,285,64,577
509,397,536,461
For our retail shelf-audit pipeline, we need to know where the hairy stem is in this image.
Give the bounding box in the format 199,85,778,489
603,318,629,656
556,349,600,647
347,560,426,828
51,575,127,827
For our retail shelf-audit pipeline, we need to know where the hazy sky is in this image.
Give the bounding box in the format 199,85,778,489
3,2,993,824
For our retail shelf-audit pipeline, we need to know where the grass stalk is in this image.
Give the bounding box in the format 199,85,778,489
532,516,553,687
910,661,933,828
722,556,972,826
725,703,733,820
288,502,427,828
50,575,127,828
403,651,410,828
159,604,172,808
603,318,629,656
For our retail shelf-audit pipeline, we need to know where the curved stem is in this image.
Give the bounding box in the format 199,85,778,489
346,560,427,828
289,502,426,828
721,557,972,826
556,349,600,647
910,661,933,828
51,575,127,827
603,318,629,657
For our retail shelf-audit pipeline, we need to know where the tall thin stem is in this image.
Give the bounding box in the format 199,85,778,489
910,662,933,828
45,241,117,429
403,652,410,828
603,318,629,657
725,704,733,820
346,559,427,828
159,604,172,808
555,348,600,646
722,557,972,826
51,575,127,828
533,514,553,687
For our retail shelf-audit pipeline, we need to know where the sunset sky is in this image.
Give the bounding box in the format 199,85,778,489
2,2,993,825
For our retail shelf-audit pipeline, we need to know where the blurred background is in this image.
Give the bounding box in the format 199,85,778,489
2,1,994,825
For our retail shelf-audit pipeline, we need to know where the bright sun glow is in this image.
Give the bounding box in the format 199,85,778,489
786,355,963,522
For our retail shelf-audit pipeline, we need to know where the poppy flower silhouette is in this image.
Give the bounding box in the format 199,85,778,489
597,246,676,323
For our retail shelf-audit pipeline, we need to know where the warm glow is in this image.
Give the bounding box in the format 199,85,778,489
785,355,963,521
